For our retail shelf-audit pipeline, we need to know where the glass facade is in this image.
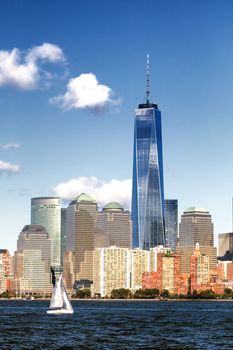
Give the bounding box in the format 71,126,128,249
31,197,61,268
132,104,165,249
164,199,178,251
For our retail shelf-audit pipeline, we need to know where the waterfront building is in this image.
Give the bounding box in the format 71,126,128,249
131,248,150,290
149,245,172,271
31,197,61,268
66,193,97,282
190,243,209,293
17,225,51,270
13,250,52,294
218,232,233,258
13,224,52,293
95,202,132,249
61,208,68,268
93,246,131,297
164,199,178,251
0,249,11,293
131,55,165,250
177,207,217,272
142,252,181,294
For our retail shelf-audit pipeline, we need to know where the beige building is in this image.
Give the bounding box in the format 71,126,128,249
95,202,132,249
93,245,172,296
178,207,217,273
13,250,52,293
66,193,97,282
93,246,131,297
13,225,52,293
131,248,150,290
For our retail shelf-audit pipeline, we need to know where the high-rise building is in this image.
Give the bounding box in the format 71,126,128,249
14,225,52,293
218,232,233,258
93,246,131,297
66,193,97,282
61,208,67,268
17,225,51,270
190,243,209,293
142,252,181,294
31,197,61,268
164,199,178,251
95,202,132,249
177,207,217,272
131,55,165,250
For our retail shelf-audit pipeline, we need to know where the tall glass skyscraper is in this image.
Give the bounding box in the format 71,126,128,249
164,199,178,251
31,197,61,269
132,55,165,250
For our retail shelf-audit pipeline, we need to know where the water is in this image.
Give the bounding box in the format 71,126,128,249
0,300,233,349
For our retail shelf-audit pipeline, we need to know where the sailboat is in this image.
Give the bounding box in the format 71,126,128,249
47,275,73,314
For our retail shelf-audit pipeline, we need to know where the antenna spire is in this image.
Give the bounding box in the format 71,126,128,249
146,53,150,104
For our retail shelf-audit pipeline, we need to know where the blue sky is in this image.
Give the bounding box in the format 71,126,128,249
1,0,233,253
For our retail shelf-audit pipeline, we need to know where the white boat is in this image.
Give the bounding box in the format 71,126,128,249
47,275,73,315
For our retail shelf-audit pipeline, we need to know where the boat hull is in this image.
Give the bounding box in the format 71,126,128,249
47,309,73,315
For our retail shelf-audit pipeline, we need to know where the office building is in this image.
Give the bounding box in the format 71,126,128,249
66,193,97,282
142,252,181,294
93,246,131,297
177,207,217,272
95,202,132,249
31,197,61,268
61,208,67,267
164,199,178,251
13,224,52,293
190,243,209,292
218,232,233,258
17,225,51,270
131,55,165,250
131,248,150,290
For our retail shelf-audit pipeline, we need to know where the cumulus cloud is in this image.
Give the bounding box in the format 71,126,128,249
1,143,20,150
53,176,132,209
0,43,65,89
0,160,20,174
50,73,121,112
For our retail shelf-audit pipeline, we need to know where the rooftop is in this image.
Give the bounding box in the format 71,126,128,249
103,202,124,211
184,207,209,213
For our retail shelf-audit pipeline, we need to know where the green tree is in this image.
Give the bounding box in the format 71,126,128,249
198,289,216,299
160,289,170,298
76,288,91,299
111,288,132,299
133,288,160,299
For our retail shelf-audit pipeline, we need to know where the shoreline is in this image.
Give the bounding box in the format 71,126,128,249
1,298,233,302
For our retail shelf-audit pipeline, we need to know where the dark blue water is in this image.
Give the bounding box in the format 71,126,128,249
0,300,233,349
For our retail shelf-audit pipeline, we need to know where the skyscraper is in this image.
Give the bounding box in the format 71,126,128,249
61,208,67,268
132,55,165,249
66,193,97,281
177,207,217,272
164,199,178,251
31,197,61,268
95,202,132,249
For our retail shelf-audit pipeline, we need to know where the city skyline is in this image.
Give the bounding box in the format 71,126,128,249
1,0,233,252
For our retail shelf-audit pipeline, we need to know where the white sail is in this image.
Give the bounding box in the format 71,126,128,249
47,275,73,314
61,279,73,311
49,275,63,309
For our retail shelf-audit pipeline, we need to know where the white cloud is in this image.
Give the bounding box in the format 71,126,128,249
53,176,132,209
50,73,121,112
0,160,20,174
1,143,20,150
0,43,65,89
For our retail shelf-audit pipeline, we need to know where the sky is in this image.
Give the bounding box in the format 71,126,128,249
1,0,233,253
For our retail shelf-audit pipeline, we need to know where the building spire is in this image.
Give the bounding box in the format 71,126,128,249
146,53,150,104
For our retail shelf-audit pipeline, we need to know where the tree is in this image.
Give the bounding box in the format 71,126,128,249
75,288,91,299
160,289,170,298
133,288,160,299
111,288,132,299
